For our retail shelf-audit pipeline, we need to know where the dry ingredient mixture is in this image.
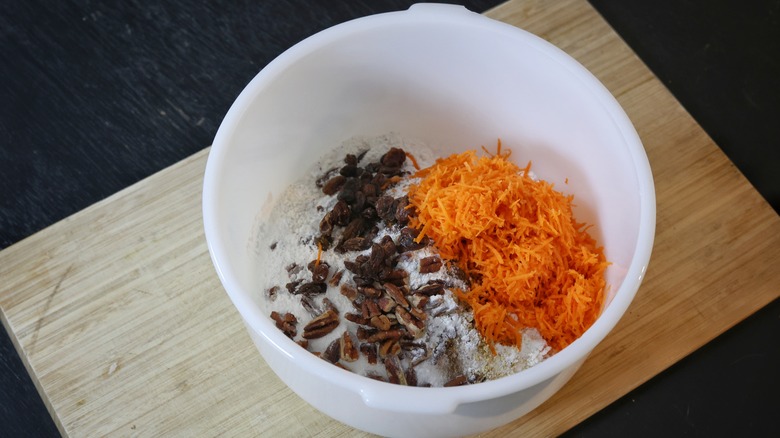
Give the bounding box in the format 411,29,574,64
255,134,606,387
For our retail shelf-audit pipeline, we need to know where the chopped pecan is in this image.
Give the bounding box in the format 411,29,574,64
356,326,377,341
266,285,279,301
377,295,397,313
384,356,407,385
366,329,405,343
405,366,418,387
322,338,341,363
344,312,370,326
383,282,409,309
322,297,338,314
360,343,378,365
340,331,359,362
328,269,344,286
379,338,402,359
365,372,385,382
409,306,427,322
365,300,382,317
300,295,320,317
302,309,339,339
395,306,424,338
444,375,468,387
370,314,392,331
358,286,382,299
270,311,297,338
413,281,445,296
339,283,358,301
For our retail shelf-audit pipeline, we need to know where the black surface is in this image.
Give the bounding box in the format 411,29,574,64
1,1,778,436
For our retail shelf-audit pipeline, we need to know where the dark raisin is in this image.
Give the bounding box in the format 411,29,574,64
342,237,371,252
380,147,406,168
322,175,346,195
329,200,352,226
285,280,302,293
379,235,397,256
337,178,360,204
375,196,396,222
339,164,359,177
319,212,334,235
344,153,358,166
311,263,330,283
297,282,327,296
394,196,410,225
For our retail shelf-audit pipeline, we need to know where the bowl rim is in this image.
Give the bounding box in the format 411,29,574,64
202,3,656,413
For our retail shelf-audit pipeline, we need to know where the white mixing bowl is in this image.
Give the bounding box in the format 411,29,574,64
203,4,655,437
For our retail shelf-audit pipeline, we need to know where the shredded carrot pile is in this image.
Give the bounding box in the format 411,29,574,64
407,144,608,352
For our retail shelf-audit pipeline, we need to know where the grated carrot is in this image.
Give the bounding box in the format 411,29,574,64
407,144,608,353
315,241,323,266
405,151,421,170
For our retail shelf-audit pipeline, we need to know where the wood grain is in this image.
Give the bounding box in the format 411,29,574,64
1,0,778,436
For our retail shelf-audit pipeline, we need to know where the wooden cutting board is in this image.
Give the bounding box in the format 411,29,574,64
1,0,778,436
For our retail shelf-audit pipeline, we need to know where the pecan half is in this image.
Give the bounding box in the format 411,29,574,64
302,309,339,339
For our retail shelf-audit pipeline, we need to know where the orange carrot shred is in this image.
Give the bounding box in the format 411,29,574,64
315,241,323,267
407,144,608,353
405,151,421,170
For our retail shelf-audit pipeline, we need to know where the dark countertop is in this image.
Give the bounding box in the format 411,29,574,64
1,1,778,436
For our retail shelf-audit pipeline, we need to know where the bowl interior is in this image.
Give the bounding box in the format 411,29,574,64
205,6,653,392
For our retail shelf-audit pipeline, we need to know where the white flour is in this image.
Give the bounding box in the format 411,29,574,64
254,133,550,386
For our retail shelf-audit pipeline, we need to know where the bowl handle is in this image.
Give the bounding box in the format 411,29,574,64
359,387,462,414
407,3,474,17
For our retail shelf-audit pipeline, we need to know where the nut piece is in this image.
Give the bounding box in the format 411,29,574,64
395,306,424,338
378,338,401,358
340,331,359,362
360,343,378,365
383,282,409,309
322,338,341,364
444,375,468,387
370,314,392,331
302,309,339,339
384,356,407,385
270,311,297,338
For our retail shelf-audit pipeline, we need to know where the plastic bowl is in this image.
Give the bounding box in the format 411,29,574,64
203,4,655,437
